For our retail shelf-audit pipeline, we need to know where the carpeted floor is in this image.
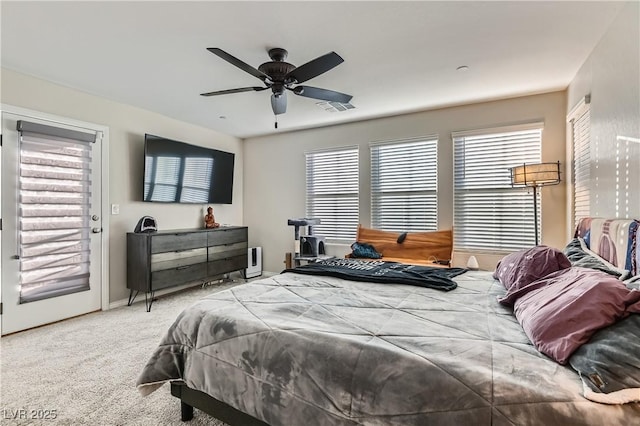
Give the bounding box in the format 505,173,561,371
0,281,242,426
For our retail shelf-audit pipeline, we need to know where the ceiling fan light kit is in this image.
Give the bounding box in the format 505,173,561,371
201,47,353,126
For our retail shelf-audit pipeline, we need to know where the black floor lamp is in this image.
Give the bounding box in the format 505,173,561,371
509,162,561,246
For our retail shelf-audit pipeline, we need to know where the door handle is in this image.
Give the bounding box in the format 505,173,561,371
92,228,102,233
91,215,100,221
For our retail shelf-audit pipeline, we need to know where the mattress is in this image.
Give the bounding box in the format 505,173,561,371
137,269,640,425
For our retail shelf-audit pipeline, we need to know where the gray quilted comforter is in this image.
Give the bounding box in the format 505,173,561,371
137,271,640,425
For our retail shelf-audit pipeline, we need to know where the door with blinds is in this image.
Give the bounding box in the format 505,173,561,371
1,112,103,335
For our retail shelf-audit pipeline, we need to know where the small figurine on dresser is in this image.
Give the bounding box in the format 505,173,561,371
204,206,220,228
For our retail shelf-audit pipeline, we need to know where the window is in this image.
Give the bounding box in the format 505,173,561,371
305,147,359,240
568,96,591,227
453,124,543,252
370,137,437,231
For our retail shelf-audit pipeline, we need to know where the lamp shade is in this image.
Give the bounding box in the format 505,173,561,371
510,162,560,187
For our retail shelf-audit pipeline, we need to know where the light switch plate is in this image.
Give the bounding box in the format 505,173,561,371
111,204,120,215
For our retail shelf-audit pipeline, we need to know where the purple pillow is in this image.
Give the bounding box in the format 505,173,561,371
493,246,571,294
514,267,640,365
498,267,566,306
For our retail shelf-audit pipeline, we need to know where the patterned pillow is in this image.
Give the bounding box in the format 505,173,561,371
575,218,639,277
563,237,631,280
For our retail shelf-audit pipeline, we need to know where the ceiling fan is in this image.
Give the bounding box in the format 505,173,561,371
201,47,353,119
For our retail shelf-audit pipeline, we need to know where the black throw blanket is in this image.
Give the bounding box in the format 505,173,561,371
283,258,466,291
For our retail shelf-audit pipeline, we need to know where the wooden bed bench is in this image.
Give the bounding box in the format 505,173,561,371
348,225,453,267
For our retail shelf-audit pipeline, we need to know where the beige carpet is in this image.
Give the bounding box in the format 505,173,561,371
0,282,243,426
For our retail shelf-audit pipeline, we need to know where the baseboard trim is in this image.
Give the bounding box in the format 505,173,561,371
108,276,238,310
109,281,204,310
109,298,131,310
108,271,275,310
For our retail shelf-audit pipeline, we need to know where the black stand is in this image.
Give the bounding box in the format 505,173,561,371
533,186,539,246
287,218,321,267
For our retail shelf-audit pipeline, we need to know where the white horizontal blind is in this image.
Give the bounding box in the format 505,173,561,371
571,106,590,228
305,147,359,240
371,138,437,231
181,157,214,202
453,126,542,252
17,122,96,303
144,156,213,203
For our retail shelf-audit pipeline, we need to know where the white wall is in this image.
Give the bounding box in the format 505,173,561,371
1,69,244,304
244,91,567,273
1,2,633,304
567,1,640,220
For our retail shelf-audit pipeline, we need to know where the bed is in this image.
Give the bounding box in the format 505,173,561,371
137,220,640,425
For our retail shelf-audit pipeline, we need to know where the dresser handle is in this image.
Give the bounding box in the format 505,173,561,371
176,265,191,270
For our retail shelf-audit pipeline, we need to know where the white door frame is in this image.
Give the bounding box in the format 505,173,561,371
0,104,110,336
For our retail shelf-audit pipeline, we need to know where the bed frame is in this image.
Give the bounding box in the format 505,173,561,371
170,382,268,425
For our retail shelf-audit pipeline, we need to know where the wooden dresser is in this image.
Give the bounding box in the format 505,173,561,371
126,226,248,311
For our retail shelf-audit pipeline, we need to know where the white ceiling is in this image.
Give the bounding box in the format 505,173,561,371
1,1,625,139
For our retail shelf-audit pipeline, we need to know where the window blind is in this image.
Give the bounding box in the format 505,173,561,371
571,105,591,227
16,120,96,303
371,138,437,231
144,155,213,203
453,125,542,252
305,147,359,240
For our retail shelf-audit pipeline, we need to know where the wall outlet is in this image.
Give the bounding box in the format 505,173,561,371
111,204,120,215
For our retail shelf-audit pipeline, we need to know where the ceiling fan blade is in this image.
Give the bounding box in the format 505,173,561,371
200,87,267,97
285,51,344,84
271,93,287,115
207,48,270,81
291,86,352,103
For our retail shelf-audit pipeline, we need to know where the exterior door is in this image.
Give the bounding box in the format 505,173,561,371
1,110,105,335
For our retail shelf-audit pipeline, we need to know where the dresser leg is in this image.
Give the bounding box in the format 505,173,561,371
127,290,139,306
145,291,155,312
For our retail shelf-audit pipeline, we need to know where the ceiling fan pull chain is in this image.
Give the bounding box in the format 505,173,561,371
275,116,278,129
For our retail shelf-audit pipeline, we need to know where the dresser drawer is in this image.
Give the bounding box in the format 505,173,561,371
151,232,207,253
151,248,208,272
208,241,248,261
151,262,207,290
208,228,248,246
207,255,248,276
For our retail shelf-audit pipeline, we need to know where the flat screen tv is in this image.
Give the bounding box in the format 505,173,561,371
143,134,234,204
